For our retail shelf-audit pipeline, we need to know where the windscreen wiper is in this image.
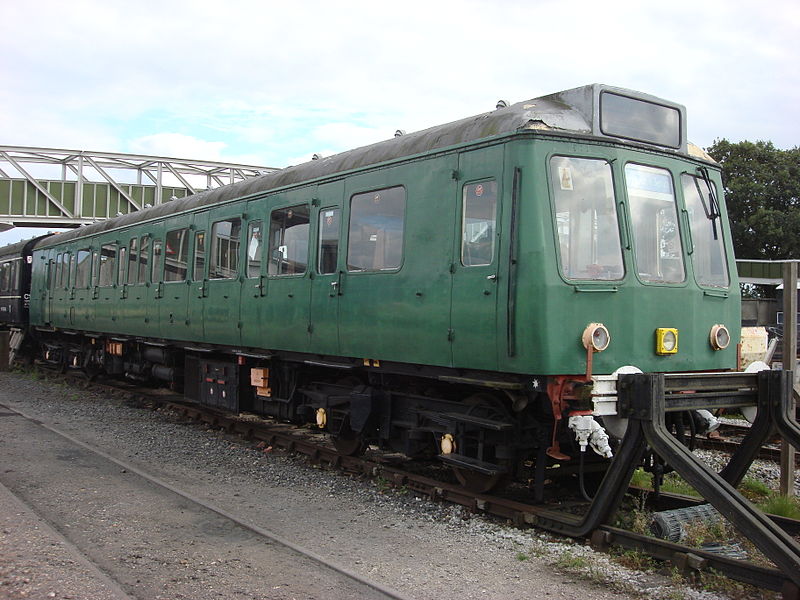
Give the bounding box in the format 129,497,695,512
694,166,720,239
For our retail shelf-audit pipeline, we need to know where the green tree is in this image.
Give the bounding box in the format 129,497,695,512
707,139,800,260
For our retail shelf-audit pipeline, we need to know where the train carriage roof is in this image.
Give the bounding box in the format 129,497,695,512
38,83,700,248
0,235,53,259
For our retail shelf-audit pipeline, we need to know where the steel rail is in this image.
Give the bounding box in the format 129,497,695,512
2,400,414,600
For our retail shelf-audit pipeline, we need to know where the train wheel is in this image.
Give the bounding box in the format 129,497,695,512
331,376,367,456
453,468,504,494
332,424,367,456
450,393,511,494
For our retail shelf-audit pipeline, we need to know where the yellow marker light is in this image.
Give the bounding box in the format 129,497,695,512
655,328,679,355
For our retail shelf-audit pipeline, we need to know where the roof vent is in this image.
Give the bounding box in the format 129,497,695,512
496,100,509,109
395,129,406,137
312,153,322,161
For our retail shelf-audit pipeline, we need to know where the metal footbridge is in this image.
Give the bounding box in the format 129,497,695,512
0,145,276,230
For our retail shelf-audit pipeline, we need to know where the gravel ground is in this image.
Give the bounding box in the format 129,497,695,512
0,371,772,600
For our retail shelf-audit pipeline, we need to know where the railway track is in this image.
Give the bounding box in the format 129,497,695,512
0,397,412,600
41,370,800,597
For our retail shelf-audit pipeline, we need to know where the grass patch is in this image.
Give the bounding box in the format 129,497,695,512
758,494,800,519
613,548,656,571
515,552,529,561
630,468,651,488
555,550,589,570
739,477,772,503
661,472,701,497
627,469,701,497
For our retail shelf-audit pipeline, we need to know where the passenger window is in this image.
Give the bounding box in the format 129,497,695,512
210,218,242,279
625,164,685,283
151,240,163,283
75,249,92,289
47,259,55,290
165,228,189,282
92,251,99,287
245,221,263,278
193,231,206,281
68,254,76,287
347,187,405,271
127,237,138,284
269,205,310,276
318,208,340,275
55,253,63,288
461,180,497,266
98,244,117,287
551,157,624,281
138,236,150,284
0,263,9,293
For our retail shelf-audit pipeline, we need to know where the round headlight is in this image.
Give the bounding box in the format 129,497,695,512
582,323,611,352
710,324,731,350
662,330,677,352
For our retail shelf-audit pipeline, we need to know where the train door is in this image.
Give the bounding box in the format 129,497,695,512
449,145,504,370
261,192,312,353
240,200,267,349
159,216,193,341
203,205,244,347
308,180,343,356
121,234,148,335
72,247,93,329
94,239,119,333
41,250,54,326
54,250,71,327
144,227,165,339
187,212,209,342
334,160,457,366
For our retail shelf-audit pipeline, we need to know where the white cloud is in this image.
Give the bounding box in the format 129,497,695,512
0,0,797,167
127,133,228,161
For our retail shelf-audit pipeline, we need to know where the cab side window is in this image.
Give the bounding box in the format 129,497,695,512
461,180,497,266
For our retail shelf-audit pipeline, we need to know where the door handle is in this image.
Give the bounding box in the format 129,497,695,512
486,274,497,281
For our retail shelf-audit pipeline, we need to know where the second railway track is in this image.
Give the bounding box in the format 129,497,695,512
0,399,412,600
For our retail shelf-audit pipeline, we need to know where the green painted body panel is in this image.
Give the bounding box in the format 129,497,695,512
30,131,740,378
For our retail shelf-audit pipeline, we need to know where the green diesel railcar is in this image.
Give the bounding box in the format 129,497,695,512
27,84,739,490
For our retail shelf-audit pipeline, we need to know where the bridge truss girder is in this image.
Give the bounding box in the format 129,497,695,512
0,145,275,228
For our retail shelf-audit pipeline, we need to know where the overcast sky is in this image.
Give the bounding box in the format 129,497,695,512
0,0,798,244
